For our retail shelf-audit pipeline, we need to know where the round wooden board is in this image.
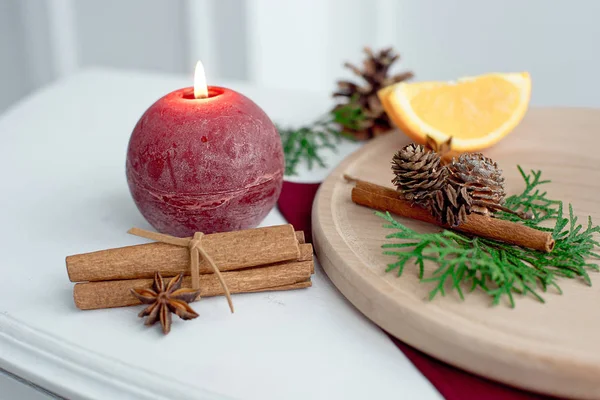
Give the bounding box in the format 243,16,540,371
312,108,600,399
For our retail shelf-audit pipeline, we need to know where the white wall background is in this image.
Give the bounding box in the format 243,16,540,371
1,0,599,113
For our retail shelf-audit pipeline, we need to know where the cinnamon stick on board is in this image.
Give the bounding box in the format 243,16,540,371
346,176,555,253
73,260,314,310
67,224,304,282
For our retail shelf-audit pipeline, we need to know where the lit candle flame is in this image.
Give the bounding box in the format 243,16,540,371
194,60,209,99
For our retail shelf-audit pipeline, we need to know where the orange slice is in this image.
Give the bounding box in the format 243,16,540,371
378,72,531,151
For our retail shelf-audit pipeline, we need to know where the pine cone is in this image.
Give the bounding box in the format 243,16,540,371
391,143,446,206
429,183,472,227
333,47,413,140
446,153,506,217
390,142,522,227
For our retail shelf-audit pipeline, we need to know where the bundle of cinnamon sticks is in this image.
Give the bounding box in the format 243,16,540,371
67,224,313,310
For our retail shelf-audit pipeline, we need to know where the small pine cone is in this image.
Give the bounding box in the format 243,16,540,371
332,47,413,140
428,183,472,227
446,153,506,216
391,143,446,206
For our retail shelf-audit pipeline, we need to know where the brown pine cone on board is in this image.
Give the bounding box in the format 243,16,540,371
391,143,531,227
391,143,446,207
446,153,506,217
428,183,473,227
391,143,472,227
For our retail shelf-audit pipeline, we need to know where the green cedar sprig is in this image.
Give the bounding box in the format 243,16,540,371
378,167,600,307
277,101,365,176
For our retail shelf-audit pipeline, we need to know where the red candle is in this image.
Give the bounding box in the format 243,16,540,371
126,62,284,237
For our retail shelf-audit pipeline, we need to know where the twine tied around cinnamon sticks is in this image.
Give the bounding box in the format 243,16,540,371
127,227,235,313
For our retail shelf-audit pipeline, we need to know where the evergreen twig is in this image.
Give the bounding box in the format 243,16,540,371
277,100,365,176
379,167,600,306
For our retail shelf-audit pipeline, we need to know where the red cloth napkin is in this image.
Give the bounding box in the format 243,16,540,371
277,180,557,400
277,180,321,243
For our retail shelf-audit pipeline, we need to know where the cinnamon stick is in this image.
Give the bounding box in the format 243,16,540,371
263,243,313,272
295,231,306,244
346,176,555,253
67,224,303,282
73,260,314,310
246,281,312,294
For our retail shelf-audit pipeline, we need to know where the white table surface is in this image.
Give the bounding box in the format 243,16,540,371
0,68,441,400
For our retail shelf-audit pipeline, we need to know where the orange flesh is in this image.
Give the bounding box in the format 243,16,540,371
407,77,521,140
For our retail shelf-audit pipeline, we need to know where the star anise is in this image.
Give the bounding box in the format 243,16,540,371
131,272,201,335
